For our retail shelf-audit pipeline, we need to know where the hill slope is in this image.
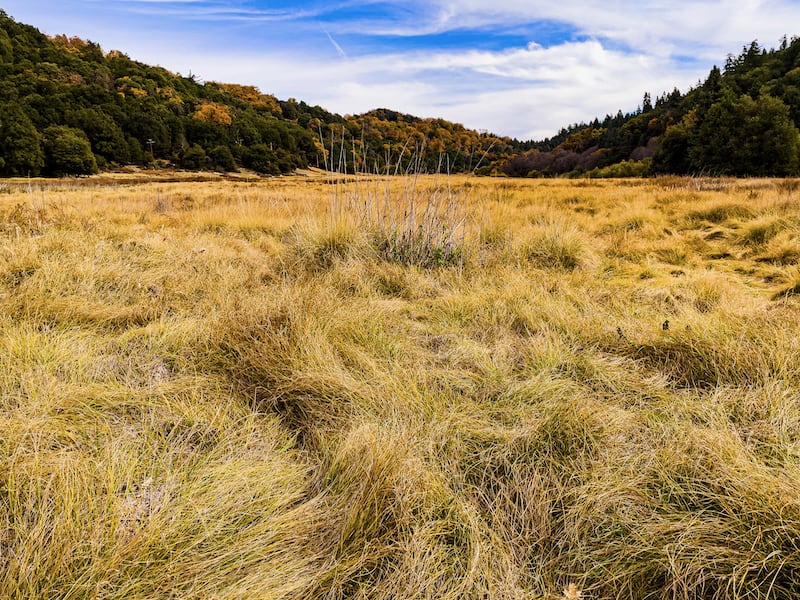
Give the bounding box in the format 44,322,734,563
0,10,517,177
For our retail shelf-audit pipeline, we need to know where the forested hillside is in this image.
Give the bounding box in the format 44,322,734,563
0,10,515,177
502,38,800,178
4,8,800,179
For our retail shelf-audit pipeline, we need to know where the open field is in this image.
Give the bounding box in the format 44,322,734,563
1,173,800,599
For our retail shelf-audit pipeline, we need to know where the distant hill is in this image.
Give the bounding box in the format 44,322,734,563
2,9,799,178
0,10,517,177
501,38,800,178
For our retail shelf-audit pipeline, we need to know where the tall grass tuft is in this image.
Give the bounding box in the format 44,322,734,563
370,182,467,268
327,148,470,268
520,217,588,270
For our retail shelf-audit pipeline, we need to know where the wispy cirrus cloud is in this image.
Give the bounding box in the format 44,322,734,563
112,0,330,20
3,0,800,139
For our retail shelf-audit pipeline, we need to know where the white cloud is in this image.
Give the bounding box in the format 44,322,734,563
156,37,702,139
366,0,795,56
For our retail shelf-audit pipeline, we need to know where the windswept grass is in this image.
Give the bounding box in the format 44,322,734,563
1,174,800,598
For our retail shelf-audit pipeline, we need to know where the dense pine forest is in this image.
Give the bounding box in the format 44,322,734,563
2,9,800,178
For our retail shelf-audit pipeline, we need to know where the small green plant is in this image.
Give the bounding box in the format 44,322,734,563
376,180,468,268
374,206,465,268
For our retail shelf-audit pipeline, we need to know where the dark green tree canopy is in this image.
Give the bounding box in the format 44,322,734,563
180,144,207,170
43,125,98,176
0,101,44,176
691,93,800,176
68,107,130,164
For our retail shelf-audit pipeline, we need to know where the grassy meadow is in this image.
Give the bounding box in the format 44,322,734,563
1,172,800,599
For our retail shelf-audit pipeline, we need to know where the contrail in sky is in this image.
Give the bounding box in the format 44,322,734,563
325,30,347,59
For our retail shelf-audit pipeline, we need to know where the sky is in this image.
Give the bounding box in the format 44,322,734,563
2,1,799,140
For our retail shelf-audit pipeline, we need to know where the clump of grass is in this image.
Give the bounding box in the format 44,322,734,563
478,222,511,251
777,178,800,194
375,223,464,268
312,423,411,595
326,152,471,269
609,312,790,388
735,216,787,247
569,419,800,598
368,181,468,268
600,210,656,234
307,175,467,269
286,221,373,272
0,252,40,289
684,271,727,313
772,269,800,300
153,191,170,213
757,237,800,266
0,318,328,598
653,244,691,266
213,289,365,451
686,201,755,225
520,218,588,270
1,200,67,236
369,262,436,299
603,231,648,262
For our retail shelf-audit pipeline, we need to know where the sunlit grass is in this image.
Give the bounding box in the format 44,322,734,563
1,173,800,598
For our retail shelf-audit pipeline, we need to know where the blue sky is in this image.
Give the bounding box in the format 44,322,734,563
3,1,799,140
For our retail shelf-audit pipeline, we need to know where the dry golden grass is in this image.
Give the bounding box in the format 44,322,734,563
1,173,800,598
